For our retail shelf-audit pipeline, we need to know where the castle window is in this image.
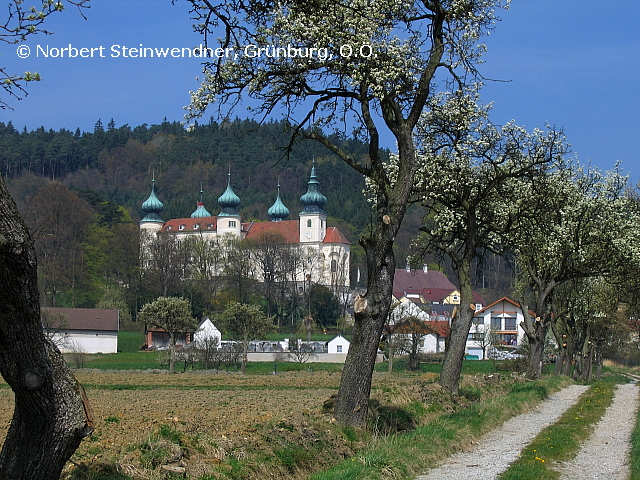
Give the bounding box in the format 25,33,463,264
179,224,186,231
331,259,338,272
307,219,312,228
194,224,200,230
229,220,236,228
166,226,172,231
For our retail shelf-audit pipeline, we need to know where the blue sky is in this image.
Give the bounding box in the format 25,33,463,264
1,1,638,181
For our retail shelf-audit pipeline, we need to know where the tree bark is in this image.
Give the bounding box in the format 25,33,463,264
440,260,474,394
334,231,395,427
0,175,93,479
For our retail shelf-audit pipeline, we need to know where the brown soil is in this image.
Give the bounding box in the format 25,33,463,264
0,370,507,479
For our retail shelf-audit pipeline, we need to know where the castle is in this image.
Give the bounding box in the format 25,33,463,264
139,163,351,289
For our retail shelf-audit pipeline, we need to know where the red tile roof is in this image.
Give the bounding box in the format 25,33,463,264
160,217,218,233
393,268,457,293
42,307,119,332
243,220,300,243
324,227,351,245
160,217,351,246
393,268,485,306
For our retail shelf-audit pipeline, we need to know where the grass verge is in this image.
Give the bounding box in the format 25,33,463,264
498,380,616,480
310,376,572,480
628,384,640,479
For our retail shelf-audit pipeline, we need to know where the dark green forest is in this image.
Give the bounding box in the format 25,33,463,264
1,117,513,325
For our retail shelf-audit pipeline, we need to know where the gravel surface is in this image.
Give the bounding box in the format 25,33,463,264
415,384,589,480
557,382,639,480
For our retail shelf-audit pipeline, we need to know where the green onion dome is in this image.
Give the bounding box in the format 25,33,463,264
299,162,327,214
268,184,290,221
218,172,241,216
141,179,164,222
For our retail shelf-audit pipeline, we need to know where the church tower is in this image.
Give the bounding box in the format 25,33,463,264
140,176,164,237
299,162,327,243
217,171,242,237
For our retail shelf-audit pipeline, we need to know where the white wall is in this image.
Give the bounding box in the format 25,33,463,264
52,331,118,354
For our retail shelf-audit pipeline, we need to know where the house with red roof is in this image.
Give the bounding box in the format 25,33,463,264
140,163,350,289
392,264,485,309
388,265,488,356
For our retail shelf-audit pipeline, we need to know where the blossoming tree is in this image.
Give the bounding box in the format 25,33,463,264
511,162,639,378
184,0,510,425
409,90,566,393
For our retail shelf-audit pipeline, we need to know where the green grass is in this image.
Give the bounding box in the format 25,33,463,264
498,380,617,480
628,382,640,479
117,331,146,353
82,352,160,370
310,376,572,480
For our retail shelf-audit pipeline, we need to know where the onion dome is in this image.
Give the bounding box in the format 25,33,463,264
141,178,163,222
218,172,241,216
191,186,212,218
300,161,327,214
268,183,290,221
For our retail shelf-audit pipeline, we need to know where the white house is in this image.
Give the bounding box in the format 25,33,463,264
42,307,119,354
193,318,222,346
467,297,528,359
388,297,447,354
327,335,350,354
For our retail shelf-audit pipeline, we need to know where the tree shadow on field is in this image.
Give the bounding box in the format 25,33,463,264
66,460,133,480
367,400,421,434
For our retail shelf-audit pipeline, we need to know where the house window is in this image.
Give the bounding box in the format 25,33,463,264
453,295,459,301
307,219,312,228
504,317,516,331
229,220,236,228
491,317,502,329
331,259,338,272
472,316,482,325
179,224,185,231
337,345,342,353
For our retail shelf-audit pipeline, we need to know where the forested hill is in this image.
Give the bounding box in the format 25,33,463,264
0,118,382,239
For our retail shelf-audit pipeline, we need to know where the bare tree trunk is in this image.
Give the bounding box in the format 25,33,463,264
440,260,473,394
334,232,395,427
0,175,93,479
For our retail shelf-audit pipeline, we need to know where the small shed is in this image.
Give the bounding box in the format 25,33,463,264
193,318,222,346
327,335,350,354
42,307,119,354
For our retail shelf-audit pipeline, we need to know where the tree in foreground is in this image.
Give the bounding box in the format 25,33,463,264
184,0,509,426
0,175,94,477
220,302,275,373
0,2,92,478
138,297,197,373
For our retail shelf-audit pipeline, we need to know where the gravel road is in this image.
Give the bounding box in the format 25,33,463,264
415,384,590,480
557,382,639,480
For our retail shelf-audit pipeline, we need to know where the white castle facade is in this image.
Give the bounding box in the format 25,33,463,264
139,163,351,289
